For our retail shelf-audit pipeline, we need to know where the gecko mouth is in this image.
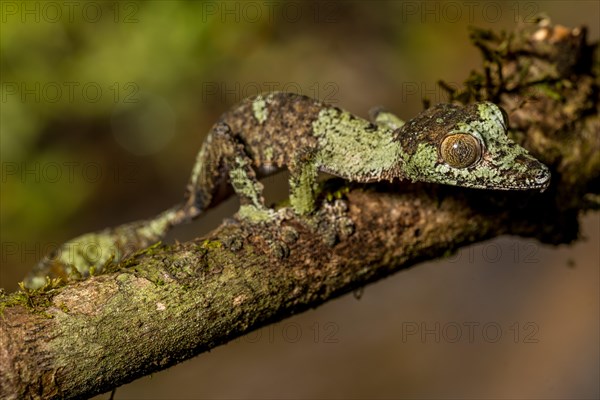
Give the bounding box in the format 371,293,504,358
462,166,551,192
496,154,551,191
534,170,551,192
495,168,551,191
530,166,551,191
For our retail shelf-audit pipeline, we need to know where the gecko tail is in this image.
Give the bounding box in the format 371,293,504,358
160,201,201,228
23,201,205,289
135,199,205,244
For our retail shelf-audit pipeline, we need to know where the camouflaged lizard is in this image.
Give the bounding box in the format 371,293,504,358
25,92,550,288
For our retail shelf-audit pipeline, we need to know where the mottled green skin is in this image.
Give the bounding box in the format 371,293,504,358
186,92,549,213
26,92,550,289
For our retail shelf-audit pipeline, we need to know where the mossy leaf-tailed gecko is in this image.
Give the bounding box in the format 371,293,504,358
25,92,550,288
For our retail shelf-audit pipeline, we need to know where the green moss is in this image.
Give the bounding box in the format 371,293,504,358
129,263,168,286
137,241,167,256
104,242,167,274
0,278,63,318
106,242,178,286
201,239,222,250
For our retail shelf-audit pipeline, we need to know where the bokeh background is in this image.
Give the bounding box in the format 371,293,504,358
1,1,598,399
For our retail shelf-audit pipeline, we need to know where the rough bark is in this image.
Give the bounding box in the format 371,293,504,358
1,19,598,400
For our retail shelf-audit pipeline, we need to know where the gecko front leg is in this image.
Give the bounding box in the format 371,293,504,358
288,147,320,215
185,122,274,222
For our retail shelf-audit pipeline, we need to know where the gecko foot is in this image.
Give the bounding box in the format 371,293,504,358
259,223,300,260
227,206,300,259
309,199,355,247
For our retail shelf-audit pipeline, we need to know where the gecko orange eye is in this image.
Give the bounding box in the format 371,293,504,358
440,133,482,168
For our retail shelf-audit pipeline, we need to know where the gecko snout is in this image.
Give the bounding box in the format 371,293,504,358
514,153,551,191
493,153,551,191
535,168,550,184
534,165,551,191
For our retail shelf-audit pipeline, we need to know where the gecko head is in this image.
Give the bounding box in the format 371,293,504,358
399,102,550,191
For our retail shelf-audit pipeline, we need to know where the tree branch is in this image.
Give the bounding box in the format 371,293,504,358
1,19,598,400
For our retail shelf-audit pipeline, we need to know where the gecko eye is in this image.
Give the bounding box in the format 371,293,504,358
440,133,482,168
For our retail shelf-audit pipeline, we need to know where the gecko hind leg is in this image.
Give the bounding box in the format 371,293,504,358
368,107,405,130
185,122,273,222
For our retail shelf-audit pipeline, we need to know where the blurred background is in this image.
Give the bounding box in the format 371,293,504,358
1,1,598,399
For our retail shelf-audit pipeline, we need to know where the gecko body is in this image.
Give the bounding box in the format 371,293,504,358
186,92,549,217
25,92,550,288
